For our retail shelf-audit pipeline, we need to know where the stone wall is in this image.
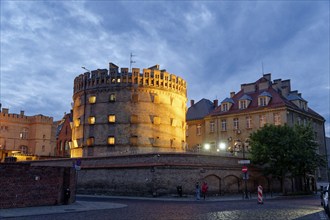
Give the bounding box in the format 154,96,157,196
0,163,76,209
28,153,292,197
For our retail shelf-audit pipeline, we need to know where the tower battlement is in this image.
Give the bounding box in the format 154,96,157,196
71,62,187,158
74,63,187,96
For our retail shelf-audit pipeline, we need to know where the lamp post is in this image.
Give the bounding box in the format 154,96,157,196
81,66,91,73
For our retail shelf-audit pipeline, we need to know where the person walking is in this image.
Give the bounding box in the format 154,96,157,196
202,182,208,200
195,182,201,200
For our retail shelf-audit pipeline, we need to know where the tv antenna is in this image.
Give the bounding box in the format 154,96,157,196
261,61,264,75
130,52,136,72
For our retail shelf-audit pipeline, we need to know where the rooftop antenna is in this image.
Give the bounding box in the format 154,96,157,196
130,52,136,72
261,61,264,76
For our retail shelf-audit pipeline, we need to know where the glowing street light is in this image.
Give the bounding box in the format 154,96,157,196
204,143,210,151
219,142,226,150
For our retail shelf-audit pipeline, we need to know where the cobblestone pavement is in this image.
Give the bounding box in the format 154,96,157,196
5,195,329,220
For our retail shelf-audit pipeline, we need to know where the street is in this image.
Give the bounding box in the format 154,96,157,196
8,194,329,220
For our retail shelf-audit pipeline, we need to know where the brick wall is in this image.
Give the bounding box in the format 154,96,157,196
0,163,76,209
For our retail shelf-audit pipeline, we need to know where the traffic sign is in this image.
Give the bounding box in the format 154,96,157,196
238,160,250,164
242,166,248,173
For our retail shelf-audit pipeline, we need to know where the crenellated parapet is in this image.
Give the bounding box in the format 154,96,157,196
0,109,53,124
73,63,187,96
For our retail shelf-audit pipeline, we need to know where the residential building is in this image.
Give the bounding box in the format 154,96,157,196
187,73,327,183
186,99,217,152
0,108,55,162
71,63,187,157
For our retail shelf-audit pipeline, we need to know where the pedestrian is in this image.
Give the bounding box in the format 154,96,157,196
195,182,200,200
202,181,208,200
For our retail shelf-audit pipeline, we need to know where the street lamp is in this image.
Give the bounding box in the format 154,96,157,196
204,143,210,151
81,67,91,73
219,142,226,150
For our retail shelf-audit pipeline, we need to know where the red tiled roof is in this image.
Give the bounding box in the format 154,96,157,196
209,76,324,121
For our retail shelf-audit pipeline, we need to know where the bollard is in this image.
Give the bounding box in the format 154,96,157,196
258,185,263,204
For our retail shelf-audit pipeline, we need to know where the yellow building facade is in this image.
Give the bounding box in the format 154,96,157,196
0,108,55,162
71,63,187,157
186,73,327,181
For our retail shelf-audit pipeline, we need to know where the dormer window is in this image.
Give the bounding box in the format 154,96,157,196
258,91,272,107
222,103,228,111
259,97,267,106
239,94,252,109
239,100,247,109
221,98,234,112
287,92,307,111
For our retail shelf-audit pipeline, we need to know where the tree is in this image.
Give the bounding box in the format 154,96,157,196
249,124,324,194
291,124,325,191
249,124,296,194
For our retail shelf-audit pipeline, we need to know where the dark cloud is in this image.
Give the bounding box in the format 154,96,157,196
0,0,329,135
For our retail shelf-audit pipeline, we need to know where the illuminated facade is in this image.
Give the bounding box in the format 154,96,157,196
55,112,72,157
0,108,55,162
71,63,187,157
186,73,327,181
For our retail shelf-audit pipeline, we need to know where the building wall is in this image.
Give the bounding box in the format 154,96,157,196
186,119,205,151
203,108,287,154
0,108,54,162
71,63,187,158
0,163,76,208
56,113,72,157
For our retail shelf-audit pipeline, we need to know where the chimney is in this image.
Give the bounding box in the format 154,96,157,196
20,110,24,116
230,92,235,98
190,100,195,106
213,99,218,107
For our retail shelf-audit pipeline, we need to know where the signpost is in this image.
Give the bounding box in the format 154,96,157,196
240,162,249,199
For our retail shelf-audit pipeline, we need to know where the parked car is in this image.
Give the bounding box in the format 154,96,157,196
322,184,330,214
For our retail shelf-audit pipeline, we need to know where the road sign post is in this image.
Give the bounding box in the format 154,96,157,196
242,166,248,199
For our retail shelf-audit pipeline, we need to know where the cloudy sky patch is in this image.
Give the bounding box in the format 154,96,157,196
0,0,329,136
